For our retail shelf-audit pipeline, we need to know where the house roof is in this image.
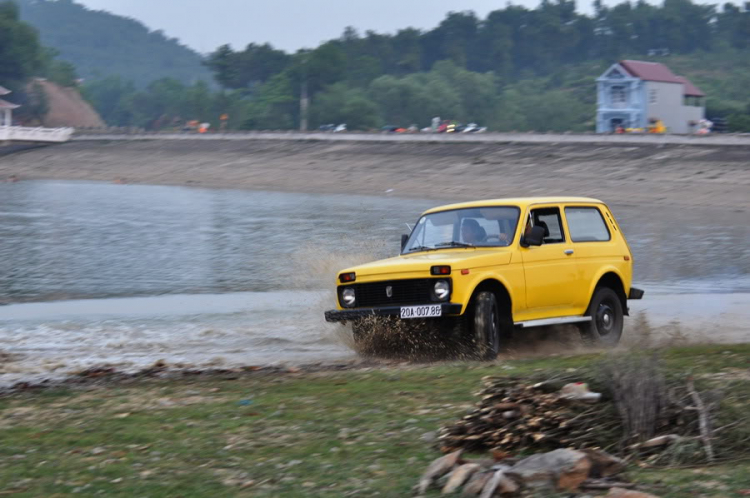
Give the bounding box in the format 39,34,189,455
620,60,682,83
619,60,705,97
675,76,705,97
0,99,20,110
0,85,11,96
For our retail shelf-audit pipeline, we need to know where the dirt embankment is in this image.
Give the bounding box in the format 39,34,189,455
1,139,749,209
30,79,105,128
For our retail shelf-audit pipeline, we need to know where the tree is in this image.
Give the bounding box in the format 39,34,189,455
25,79,49,124
0,0,45,87
204,44,240,89
82,76,136,126
46,60,78,87
311,83,380,130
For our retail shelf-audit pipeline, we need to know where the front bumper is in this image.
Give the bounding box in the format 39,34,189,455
628,287,645,300
324,303,463,323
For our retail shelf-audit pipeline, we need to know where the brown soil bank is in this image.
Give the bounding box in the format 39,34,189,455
2,139,749,208
29,79,105,128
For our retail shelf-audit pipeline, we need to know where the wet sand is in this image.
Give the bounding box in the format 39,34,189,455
1,137,749,209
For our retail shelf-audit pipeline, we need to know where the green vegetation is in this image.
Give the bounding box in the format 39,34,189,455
78,0,750,132
0,1,44,89
4,0,750,131
0,343,748,496
197,0,750,132
0,0,85,121
16,0,211,88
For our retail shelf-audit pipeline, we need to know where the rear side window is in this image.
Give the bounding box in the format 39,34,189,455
565,207,611,242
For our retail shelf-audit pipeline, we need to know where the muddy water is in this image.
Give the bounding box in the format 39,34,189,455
0,181,748,384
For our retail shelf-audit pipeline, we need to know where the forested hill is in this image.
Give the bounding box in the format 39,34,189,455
16,0,211,87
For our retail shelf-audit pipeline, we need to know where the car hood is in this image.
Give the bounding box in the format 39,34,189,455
340,248,513,277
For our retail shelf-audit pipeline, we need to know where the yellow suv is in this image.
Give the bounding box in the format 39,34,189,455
325,197,643,358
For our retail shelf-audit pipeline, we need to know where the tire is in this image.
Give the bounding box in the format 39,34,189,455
579,287,623,347
471,291,501,360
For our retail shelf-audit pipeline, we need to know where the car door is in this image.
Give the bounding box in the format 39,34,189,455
519,205,579,318
562,204,622,312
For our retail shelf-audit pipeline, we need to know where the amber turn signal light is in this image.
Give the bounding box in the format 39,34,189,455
431,266,451,275
339,272,356,283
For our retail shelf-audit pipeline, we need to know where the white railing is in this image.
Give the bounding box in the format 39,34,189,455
0,126,74,143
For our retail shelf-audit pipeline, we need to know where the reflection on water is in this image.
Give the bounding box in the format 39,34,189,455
0,181,434,302
0,180,748,380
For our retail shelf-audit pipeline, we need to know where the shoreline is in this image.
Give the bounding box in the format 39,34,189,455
1,138,748,209
1,138,748,387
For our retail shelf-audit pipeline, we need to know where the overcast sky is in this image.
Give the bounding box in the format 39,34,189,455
75,0,716,55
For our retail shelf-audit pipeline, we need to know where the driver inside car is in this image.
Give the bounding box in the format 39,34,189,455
461,219,486,244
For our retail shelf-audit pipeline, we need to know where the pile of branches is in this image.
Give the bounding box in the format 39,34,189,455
437,377,621,454
437,365,741,465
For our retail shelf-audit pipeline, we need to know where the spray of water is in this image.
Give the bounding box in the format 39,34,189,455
289,235,393,353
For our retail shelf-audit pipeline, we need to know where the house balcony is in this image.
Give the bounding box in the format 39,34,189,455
598,105,640,113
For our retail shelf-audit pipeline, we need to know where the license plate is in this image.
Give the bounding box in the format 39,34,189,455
400,305,442,319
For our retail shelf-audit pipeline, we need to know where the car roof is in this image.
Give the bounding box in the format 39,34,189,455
422,197,605,215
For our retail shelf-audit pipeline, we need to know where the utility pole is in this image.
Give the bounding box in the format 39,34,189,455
300,79,309,132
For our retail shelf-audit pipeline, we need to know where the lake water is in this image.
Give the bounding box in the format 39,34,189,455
1,181,748,384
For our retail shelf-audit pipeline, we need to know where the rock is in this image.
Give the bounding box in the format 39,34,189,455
507,449,591,492
606,487,661,498
417,450,463,494
462,471,493,496
582,449,626,478
442,463,480,494
493,403,519,411
479,466,518,498
421,431,438,443
560,382,602,402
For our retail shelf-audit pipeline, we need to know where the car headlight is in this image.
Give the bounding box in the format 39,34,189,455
433,280,450,301
341,287,356,307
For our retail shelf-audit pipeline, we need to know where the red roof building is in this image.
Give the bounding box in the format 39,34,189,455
596,60,706,134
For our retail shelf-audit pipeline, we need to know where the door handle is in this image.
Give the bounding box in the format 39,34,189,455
564,249,574,255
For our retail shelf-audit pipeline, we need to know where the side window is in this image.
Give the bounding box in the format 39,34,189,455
565,207,611,242
530,207,565,244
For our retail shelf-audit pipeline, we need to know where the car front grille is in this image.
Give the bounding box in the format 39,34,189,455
341,278,450,308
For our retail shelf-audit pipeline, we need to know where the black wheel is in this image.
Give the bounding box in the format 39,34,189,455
472,291,501,360
579,287,623,347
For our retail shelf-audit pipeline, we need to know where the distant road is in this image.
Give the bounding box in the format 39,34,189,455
73,131,750,147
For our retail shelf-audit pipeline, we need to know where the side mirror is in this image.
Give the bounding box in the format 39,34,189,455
401,234,409,250
521,226,545,247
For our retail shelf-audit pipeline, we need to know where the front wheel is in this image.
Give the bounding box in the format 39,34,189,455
579,287,623,347
472,291,501,360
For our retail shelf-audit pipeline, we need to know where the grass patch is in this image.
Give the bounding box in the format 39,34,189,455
1,344,748,496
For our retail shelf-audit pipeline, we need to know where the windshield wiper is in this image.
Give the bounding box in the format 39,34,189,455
406,245,438,253
435,241,476,248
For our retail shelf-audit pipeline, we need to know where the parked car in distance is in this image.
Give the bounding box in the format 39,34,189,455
325,197,644,359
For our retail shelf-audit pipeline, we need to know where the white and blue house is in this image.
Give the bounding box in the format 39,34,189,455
596,60,705,134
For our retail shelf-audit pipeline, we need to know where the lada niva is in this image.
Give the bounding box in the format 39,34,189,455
325,197,643,358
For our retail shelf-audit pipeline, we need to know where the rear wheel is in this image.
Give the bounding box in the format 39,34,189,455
472,291,501,360
579,287,623,347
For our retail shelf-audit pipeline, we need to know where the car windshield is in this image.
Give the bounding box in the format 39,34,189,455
402,207,520,254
